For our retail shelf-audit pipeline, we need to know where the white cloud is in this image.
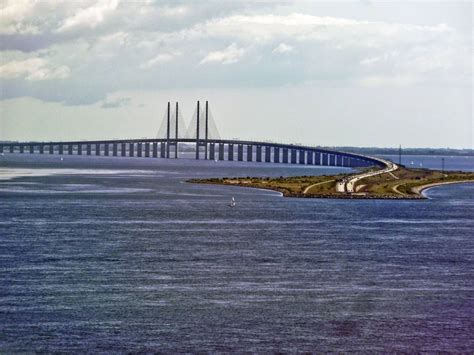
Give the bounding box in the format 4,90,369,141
141,51,181,69
57,0,120,33
272,43,293,54
200,43,245,65
0,0,40,34
0,58,70,81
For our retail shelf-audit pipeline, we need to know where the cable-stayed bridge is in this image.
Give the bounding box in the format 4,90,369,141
0,101,387,169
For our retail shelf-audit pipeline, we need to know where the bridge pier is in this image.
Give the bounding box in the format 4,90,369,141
274,147,280,163
299,150,305,164
265,146,271,163
322,153,328,166
95,143,100,156
104,143,109,156
67,144,72,155
152,142,157,158
290,149,297,164
9,145,14,153
282,148,288,163
129,143,134,157
315,152,321,165
160,142,165,158
307,151,313,165
256,146,262,162
58,144,63,155
209,143,215,160
145,143,150,157
228,144,234,161
121,143,126,157
77,144,82,155
218,143,224,160
113,143,118,156
19,145,24,154
246,145,252,161
39,145,44,154
86,144,91,155
29,145,34,154
238,144,243,161
136,143,142,157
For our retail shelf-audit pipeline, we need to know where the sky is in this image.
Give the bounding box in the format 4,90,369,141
0,0,472,148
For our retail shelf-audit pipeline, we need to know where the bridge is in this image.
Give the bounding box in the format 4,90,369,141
0,101,386,170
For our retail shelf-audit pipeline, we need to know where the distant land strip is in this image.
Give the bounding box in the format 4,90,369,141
189,167,474,200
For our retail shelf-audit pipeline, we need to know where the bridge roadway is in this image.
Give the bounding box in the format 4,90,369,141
0,138,386,169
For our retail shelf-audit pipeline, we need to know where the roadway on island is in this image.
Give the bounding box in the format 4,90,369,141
336,157,399,193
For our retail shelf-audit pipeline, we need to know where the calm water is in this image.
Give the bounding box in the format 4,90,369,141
1,154,473,352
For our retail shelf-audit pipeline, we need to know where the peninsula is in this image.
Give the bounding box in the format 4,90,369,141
189,166,474,199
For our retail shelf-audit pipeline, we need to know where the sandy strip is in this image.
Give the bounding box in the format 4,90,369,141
412,180,474,195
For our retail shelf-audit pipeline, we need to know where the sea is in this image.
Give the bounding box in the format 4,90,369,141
1,153,473,352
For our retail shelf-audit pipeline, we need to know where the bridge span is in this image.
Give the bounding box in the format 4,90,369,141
0,101,387,170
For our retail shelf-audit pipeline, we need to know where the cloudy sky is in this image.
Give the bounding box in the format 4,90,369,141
0,1,472,148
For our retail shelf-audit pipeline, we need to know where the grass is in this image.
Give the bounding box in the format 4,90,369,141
189,167,474,199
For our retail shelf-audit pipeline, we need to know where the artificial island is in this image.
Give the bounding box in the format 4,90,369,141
190,165,474,199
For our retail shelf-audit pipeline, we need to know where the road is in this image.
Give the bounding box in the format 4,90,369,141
337,158,398,193
303,179,335,194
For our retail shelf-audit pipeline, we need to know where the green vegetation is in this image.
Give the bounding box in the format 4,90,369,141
189,167,474,199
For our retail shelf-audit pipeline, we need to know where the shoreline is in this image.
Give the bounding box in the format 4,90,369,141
189,170,474,200
414,180,474,196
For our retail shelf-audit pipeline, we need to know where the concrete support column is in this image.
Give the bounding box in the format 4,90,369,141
219,143,224,160
307,151,313,165
20,145,24,154
95,143,100,156
256,146,262,162
29,145,34,154
151,142,157,158
237,144,243,161
228,144,234,161
113,143,118,156
86,144,91,155
145,142,150,157
67,144,72,155
129,143,135,157
274,147,280,163
77,144,82,155
104,143,109,156
315,152,321,165
122,143,127,157
209,143,215,160
59,144,63,155
39,145,44,154
160,142,165,158
322,153,328,166
299,150,305,164
137,143,142,157
283,148,288,163
291,149,297,164
337,155,343,166
265,146,271,162
246,145,253,161
10,145,15,153
329,154,336,166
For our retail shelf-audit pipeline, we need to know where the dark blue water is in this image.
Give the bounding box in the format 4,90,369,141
1,154,473,352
